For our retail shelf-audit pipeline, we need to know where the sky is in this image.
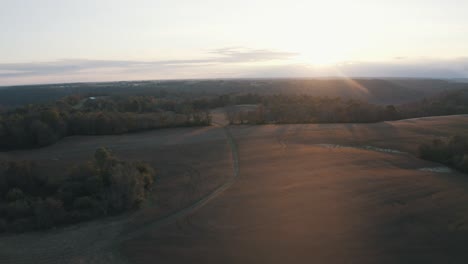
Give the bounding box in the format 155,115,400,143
1,0,468,86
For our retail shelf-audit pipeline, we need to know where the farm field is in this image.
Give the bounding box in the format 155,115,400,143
2,115,468,263
5,1,468,263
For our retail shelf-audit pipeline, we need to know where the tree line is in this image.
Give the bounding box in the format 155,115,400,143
0,95,211,150
225,95,400,124
2,89,468,149
222,89,468,125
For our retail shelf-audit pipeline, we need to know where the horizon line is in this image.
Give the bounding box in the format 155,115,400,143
1,76,461,88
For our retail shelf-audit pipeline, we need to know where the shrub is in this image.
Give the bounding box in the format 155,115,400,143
419,135,468,173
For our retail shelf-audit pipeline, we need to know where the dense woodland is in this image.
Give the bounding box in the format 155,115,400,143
399,89,468,117
224,89,468,124
419,136,468,173
0,148,155,233
0,95,211,150
225,95,400,124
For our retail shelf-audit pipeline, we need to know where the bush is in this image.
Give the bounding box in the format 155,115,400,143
419,135,468,173
419,139,451,162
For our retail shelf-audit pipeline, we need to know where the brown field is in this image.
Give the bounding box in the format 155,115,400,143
1,115,468,263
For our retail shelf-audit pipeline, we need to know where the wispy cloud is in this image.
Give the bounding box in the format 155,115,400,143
1,51,468,86
208,47,299,62
0,48,299,79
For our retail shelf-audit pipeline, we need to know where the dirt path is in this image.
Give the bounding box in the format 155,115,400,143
0,123,239,264
121,117,468,264
114,124,239,244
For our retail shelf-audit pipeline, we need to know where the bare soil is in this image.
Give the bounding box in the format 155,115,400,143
2,115,468,263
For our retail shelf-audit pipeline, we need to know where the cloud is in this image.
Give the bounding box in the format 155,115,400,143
1,51,468,86
0,48,299,79
209,47,299,62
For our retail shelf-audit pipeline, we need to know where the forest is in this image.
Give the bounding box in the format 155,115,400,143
223,89,468,124
0,95,211,150
0,148,155,233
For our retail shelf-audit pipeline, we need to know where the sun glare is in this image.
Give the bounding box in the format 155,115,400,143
290,38,353,67
294,51,343,67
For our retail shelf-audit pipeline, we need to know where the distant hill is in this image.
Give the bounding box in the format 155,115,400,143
0,78,466,108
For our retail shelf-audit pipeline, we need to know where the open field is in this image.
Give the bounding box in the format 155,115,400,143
1,115,468,263
0,125,234,263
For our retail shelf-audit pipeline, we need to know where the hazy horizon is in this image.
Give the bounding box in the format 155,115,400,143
2,0,468,85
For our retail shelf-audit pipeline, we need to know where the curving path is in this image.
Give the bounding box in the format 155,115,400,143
0,122,239,264
114,124,239,244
